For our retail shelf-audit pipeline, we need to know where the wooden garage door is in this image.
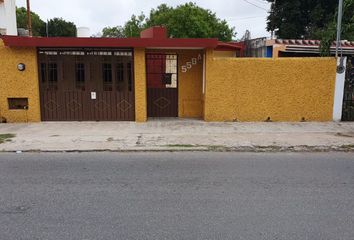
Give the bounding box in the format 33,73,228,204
38,48,135,121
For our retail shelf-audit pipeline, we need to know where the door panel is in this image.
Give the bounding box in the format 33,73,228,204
147,53,178,117
38,48,135,121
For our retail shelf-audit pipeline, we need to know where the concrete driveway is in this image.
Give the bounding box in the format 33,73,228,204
0,119,354,152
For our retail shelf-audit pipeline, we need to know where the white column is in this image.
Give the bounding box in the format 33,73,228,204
4,0,17,36
333,57,347,121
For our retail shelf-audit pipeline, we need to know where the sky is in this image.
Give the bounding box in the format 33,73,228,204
16,0,271,39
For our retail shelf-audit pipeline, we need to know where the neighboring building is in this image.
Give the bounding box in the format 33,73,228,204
242,38,354,58
267,39,354,57
0,0,17,36
243,37,272,58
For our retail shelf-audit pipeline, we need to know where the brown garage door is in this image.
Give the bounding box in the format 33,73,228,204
147,53,178,117
38,48,135,121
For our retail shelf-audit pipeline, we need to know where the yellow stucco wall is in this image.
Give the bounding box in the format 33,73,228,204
177,50,204,118
144,49,204,119
204,54,336,122
0,40,41,122
133,48,147,122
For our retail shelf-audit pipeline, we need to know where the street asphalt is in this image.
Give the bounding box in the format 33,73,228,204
0,152,353,240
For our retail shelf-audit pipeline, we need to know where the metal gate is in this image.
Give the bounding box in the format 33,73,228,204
342,57,354,121
38,48,135,121
146,53,178,117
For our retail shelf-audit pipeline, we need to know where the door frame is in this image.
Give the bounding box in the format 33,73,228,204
37,47,136,121
145,52,179,118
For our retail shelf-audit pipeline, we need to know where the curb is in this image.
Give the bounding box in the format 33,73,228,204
1,145,354,153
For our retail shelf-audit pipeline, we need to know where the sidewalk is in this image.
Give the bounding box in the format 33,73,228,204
1,120,354,152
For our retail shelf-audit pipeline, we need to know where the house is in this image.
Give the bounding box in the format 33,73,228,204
0,26,248,122
0,1,341,123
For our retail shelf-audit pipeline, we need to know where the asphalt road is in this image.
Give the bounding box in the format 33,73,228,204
0,152,353,240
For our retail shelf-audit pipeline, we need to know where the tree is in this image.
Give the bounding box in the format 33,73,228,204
145,3,235,41
123,14,146,37
102,26,125,38
320,0,354,55
102,2,236,41
16,7,46,36
48,18,76,37
266,0,338,39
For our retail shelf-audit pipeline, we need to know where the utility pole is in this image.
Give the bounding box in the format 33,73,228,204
335,0,344,59
26,0,32,36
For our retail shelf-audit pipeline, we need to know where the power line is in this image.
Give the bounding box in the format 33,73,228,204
241,0,268,11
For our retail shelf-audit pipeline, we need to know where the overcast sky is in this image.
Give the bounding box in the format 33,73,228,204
16,0,271,39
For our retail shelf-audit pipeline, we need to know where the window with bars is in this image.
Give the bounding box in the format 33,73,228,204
127,62,132,92
48,63,58,83
40,63,46,83
75,63,85,90
40,62,58,90
102,63,113,91
116,62,124,91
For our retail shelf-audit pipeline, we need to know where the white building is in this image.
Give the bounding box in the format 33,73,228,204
0,0,17,36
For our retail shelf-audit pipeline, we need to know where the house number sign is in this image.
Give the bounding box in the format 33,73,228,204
181,54,203,73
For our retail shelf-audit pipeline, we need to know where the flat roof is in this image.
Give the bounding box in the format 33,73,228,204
0,35,221,49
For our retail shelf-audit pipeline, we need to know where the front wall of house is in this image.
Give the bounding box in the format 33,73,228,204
177,50,204,118
0,40,41,122
204,51,336,122
145,49,204,119
134,48,147,122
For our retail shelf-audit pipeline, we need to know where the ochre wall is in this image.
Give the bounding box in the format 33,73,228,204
145,49,204,119
204,53,337,122
177,50,204,118
0,40,41,122
134,48,147,122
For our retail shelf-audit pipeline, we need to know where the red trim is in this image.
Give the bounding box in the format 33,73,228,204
140,26,167,39
214,42,245,57
1,35,219,48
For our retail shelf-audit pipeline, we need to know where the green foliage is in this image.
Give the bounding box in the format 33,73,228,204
0,134,15,144
102,2,235,41
102,26,125,38
16,7,46,36
266,0,354,55
145,3,235,41
123,14,146,37
16,8,77,37
319,0,354,55
266,0,338,39
48,18,76,37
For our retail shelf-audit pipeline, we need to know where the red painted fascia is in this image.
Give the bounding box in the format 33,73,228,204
0,35,219,49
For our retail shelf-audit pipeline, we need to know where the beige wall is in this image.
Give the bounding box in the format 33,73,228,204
0,40,41,122
204,53,337,122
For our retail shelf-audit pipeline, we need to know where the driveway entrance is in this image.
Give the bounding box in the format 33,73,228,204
38,48,135,121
